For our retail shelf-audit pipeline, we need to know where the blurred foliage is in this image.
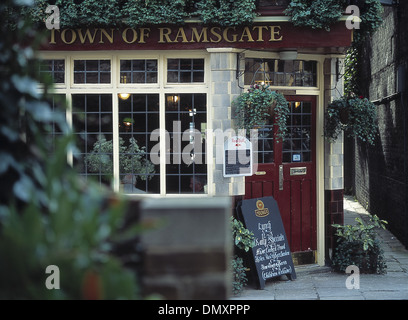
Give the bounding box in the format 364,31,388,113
0,0,141,299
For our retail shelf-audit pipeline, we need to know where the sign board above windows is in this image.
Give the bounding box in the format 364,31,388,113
42,22,351,51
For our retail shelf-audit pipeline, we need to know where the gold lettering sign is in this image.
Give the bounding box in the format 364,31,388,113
49,25,283,46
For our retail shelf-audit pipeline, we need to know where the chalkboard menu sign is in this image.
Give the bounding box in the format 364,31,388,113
237,196,296,289
223,136,252,177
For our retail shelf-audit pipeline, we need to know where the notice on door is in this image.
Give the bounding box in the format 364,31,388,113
237,196,296,289
223,136,252,177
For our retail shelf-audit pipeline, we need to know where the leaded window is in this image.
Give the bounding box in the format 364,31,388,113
39,59,65,83
74,59,111,84
244,59,317,87
167,58,205,83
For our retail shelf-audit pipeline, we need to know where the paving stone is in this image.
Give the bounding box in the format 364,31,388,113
230,196,408,300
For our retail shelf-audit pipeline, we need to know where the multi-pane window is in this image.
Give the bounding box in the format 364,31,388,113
39,59,65,83
256,125,274,164
72,94,113,184
43,94,66,153
40,55,208,195
120,59,158,84
167,59,204,83
244,59,317,87
165,93,207,193
283,101,312,163
74,60,111,84
119,94,160,194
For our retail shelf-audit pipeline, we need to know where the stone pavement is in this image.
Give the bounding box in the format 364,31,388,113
231,195,408,300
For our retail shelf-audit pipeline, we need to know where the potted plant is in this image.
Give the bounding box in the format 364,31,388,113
233,84,290,141
332,214,388,274
230,217,255,295
324,95,378,145
84,137,155,184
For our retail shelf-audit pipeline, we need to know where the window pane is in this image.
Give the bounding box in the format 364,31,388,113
283,101,312,163
43,94,67,153
167,59,205,83
165,93,207,194
120,59,158,84
119,94,160,194
74,60,111,84
39,59,65,84
244,58,317,87
72,94,113,186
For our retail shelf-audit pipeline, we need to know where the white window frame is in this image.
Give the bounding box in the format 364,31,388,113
38,50,211,197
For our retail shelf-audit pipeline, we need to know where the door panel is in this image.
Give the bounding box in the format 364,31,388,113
245,95,317,255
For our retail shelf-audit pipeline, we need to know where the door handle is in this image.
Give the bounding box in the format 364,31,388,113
255,171,266,176
279,165,283,190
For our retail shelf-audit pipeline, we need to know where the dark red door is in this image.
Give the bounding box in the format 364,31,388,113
245,95,317,254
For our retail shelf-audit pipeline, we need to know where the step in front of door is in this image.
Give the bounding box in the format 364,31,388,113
291,250,316,265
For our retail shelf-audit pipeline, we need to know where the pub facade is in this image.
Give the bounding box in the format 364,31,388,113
39,3,352,266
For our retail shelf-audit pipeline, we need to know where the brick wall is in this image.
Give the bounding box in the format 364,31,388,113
346,4,408,248
138,197,232,299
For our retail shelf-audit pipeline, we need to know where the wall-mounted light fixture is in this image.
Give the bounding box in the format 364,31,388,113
119,75,130,100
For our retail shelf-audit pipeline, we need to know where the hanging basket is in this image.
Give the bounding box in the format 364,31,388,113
232,84,289,141
324,96,378,145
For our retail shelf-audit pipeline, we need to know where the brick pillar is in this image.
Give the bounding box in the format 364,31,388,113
207,48,245,197
324,58,345,261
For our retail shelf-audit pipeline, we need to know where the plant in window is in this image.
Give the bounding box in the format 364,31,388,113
84,137,155,182
332,214,387,274
324,96,378,145
233,84,290,141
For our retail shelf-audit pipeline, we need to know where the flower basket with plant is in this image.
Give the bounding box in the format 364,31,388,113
233,84,289,141
324,96,378,145
332,214,387,274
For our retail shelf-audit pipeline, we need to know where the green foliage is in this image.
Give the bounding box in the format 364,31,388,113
122,0,188,28
285,0,383,35
284,0,346,31
196,0,257,26
18,0,257,28
344,1,383,96
344,46,359,97
0,141,140,299
324,96,378,145
231,216,255,252
84,137,156,181
0,0,68,206
230,255,248,295
352,0,383,45
332,215,387,274
0,0,142,299
233,84,290,141
230,217,255,295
